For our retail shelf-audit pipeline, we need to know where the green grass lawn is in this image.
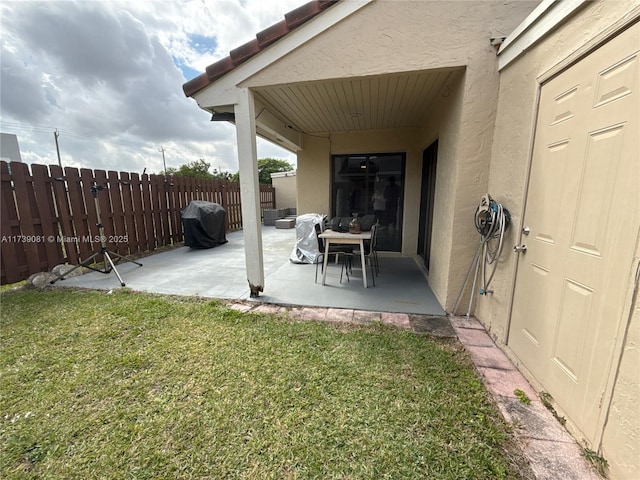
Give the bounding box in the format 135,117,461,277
1,288,529,479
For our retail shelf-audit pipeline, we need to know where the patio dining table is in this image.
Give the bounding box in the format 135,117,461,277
318,229,372,288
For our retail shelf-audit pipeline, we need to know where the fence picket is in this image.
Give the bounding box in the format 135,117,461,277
120,172,140,255
31,164,65,268
130,173,146,254
107,170,128,255
151,175,170,246
140,174,155,251
166,180,181,244
80,168,102,260
49,165,79,265
65,167,92,260
10,162,43,274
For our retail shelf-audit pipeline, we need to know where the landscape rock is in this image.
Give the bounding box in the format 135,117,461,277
27,272,59,289
51,264,83,278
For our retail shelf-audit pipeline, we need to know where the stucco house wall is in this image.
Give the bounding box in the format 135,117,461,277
602,302,639,480
252,0,537,309
414,70,466,308
478,2,639,478
271,171,297,210
245,1,537,87
296,134,331,217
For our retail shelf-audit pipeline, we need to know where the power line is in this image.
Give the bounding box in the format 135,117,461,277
0,120,235,163
0,121,151,151
53,129,62,168
159,147,167,176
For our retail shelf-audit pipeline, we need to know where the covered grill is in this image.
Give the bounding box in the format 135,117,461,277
181,200,227,248
290,213,324,264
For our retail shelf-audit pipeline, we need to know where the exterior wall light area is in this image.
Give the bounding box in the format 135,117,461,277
490,36,507,52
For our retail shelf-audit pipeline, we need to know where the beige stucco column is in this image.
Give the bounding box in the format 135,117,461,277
234,87,264,296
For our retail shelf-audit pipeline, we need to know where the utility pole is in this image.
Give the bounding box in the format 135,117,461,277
158,147,167,176
54,129,62,169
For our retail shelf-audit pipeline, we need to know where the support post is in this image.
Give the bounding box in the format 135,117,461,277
234,87,264,296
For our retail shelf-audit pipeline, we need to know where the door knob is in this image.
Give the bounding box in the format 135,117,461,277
513,244,527,253
522,227,530,235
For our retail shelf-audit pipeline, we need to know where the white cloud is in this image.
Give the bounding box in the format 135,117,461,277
0,0,302,175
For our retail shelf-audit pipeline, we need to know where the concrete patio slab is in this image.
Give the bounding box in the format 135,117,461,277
52,227,445,316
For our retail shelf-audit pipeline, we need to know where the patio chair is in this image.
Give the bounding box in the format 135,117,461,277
339,250,354,284
348,222,379,286
314,223,354,283
368,222,380,276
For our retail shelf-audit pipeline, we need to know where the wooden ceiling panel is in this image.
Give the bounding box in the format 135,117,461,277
256,68,461,134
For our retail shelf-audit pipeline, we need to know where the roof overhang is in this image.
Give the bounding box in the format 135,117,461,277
184,0,463,153
184,0,375,152
187,0,372,107
497,0,587,70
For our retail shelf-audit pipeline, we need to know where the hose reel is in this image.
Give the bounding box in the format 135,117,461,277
454,194,510,319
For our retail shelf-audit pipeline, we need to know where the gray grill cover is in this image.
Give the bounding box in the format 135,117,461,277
181,201,227,248
290,213,324,264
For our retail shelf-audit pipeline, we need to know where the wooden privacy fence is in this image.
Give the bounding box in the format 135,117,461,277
0,161,275,285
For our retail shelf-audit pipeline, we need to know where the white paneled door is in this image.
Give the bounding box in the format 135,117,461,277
508,24,639,444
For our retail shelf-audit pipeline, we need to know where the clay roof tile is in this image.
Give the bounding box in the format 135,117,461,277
183,0,338,98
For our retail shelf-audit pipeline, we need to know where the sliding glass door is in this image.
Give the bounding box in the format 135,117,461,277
331,153,405,252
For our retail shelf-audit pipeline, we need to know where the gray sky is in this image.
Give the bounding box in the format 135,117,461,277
0,0,304,175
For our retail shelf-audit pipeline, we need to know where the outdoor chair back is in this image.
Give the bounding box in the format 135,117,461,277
313,223,354,283
365,223,380,285
341,222,380,286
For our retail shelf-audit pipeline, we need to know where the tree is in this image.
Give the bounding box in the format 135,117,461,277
210,168,233,181
165,159,232,180
230,158,294,184
258,158,294,184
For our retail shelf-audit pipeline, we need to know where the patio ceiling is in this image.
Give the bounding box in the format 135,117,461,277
251,67,461,136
